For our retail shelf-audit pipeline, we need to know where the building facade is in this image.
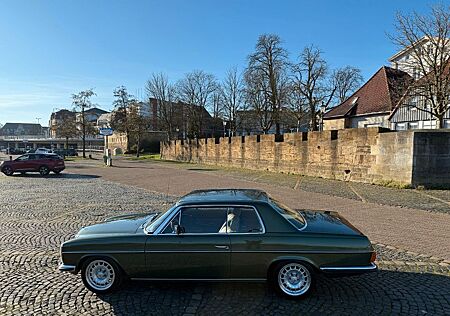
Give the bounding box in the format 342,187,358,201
323,66,412,130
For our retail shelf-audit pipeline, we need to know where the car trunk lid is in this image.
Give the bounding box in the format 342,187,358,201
299,210,364,236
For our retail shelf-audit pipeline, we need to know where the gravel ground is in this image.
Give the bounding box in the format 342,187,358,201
0,174,449,315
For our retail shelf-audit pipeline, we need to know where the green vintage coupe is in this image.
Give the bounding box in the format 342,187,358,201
59,189,377,298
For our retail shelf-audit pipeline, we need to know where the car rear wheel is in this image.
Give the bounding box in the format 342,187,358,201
81,258,122,294
272,261,314,298
2,166,13,176
53,170,61,174
39,166,50,176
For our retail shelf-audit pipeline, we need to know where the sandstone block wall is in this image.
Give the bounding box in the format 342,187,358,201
161,127,450,186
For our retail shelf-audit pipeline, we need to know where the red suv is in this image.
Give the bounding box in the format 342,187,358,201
1,153,65,176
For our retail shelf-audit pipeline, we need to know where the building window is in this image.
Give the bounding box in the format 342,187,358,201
396,123,406,131
408,122,419,130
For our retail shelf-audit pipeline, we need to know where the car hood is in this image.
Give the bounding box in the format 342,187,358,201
300,210,363,236
75,213,155,238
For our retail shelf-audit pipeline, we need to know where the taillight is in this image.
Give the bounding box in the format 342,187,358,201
370,251,377,262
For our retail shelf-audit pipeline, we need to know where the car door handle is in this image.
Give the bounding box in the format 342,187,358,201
214,245,229,250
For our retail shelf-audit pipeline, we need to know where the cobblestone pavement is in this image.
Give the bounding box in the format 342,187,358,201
0,174,449,315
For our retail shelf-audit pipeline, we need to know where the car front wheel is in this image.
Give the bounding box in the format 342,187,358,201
2,166,13,176
273,261,314,298
81,258,122,294
39,166,50,176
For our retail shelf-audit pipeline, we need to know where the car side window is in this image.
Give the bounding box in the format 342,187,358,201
28,154,37,160
225,207,264,234
163,207,227,234
15,155,29,161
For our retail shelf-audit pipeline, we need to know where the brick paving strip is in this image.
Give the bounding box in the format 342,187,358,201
68,158,450,262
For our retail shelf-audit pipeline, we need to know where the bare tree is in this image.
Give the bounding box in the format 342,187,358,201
72,89,96,158
331,66,363,103
292,46,336,131
177,70,218,138
54,110,79,150
146,73,177,140
221,67,244,135
246,34,289,134
286,83,309,132
244,69,273,134
110,86,133,151
389,4,450,128
127,100,151,157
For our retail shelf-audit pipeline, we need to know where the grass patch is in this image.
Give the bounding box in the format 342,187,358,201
374,179,412,189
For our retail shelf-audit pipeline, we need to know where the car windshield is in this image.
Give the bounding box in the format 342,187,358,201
270,199,306,230
144,205,176,233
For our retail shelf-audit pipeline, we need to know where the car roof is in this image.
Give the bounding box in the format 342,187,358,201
177,189,270,206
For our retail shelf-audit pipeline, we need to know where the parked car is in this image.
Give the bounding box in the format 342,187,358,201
59,189,377,298
1,153,65,176
6,148,26,155
54,148,78,157
35,148,53,154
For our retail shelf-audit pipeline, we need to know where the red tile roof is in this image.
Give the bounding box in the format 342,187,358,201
324,66,412,119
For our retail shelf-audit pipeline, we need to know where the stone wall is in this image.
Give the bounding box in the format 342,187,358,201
108,131,168,154
161,127,450,186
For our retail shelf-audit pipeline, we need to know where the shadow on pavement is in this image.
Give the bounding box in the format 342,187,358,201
97,270,450,315
11,173,101,179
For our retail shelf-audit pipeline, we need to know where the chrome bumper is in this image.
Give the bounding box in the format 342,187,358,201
320,262,377,274
58,264,77,273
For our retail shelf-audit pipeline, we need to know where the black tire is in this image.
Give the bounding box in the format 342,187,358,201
271,261,315,299
2,166,13,176
81,257,123,294
39,165,50,176
53,170,62,174
20,172,26,175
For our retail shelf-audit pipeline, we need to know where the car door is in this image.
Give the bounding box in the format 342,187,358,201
145,206,230,279
227,206,267,279
27,154,40,171
13,154,30,171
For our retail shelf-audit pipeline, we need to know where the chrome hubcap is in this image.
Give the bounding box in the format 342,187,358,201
85,260,115,291
278,263,311,296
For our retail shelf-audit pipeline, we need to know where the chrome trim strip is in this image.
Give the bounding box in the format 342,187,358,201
130,277,266,281
153,204,266,235
146,250,372,254
147,250,229,253
58,264,76,272
62,250,145,254
320,263,377,271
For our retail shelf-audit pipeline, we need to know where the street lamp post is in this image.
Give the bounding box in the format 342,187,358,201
319,102,327,132
223,121,226,137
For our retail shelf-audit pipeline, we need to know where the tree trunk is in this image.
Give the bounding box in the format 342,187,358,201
82,106,86,158
65,137,69,150
437,115,444,129
136,133,140,157
275,122,281,135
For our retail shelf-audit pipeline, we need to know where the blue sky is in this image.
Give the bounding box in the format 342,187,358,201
0,0,436,125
